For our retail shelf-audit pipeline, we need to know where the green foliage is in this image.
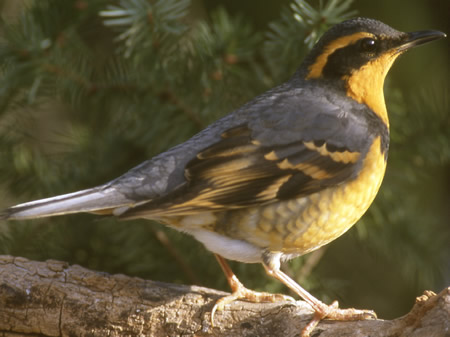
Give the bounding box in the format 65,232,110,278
101,0,190,59
0,0,448,320
264,0,356,80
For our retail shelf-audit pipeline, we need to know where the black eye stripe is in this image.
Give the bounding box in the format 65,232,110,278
321,35,391,78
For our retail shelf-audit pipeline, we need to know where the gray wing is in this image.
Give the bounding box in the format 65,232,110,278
119,86,375,219
1,85,375,221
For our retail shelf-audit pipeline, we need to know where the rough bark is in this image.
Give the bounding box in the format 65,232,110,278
0,255,448,337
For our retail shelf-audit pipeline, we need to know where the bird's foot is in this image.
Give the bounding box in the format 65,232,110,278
301,300,377,337
210,275,294,326
211,254,294,326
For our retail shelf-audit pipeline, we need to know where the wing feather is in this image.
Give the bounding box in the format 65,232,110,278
121,120,366,218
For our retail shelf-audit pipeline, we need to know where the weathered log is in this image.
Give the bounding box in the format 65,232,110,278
0,255,448,337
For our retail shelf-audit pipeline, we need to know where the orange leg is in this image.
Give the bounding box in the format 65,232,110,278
211,254,294,325
212,254,376,336
263,262,377,337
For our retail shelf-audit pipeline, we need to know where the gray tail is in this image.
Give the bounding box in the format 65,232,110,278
1,186,132,221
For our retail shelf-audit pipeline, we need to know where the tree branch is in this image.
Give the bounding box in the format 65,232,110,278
0,255,448,337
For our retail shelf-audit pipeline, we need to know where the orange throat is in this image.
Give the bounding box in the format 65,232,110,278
344,51,399,127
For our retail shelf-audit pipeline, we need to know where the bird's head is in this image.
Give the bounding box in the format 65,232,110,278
300,17,446,126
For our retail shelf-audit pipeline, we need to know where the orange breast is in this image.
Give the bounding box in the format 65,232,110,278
158,136,387,259
236,136,387,255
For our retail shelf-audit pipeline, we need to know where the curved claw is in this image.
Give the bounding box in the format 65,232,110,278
210,289,295,327
301,301,378,337
210,292,240,327
211,255,294,327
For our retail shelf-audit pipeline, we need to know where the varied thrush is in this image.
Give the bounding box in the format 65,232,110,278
1,17,446,336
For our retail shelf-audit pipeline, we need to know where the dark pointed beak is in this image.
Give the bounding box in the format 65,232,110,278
397,30,446,52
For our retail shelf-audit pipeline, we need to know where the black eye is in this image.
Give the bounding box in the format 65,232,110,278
360,38,377,53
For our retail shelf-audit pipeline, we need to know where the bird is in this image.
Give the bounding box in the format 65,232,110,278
0,17,446,336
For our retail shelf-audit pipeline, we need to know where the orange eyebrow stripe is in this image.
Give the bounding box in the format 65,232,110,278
306,32,375,79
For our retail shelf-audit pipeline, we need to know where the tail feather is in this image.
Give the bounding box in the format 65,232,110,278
1,186,134,220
